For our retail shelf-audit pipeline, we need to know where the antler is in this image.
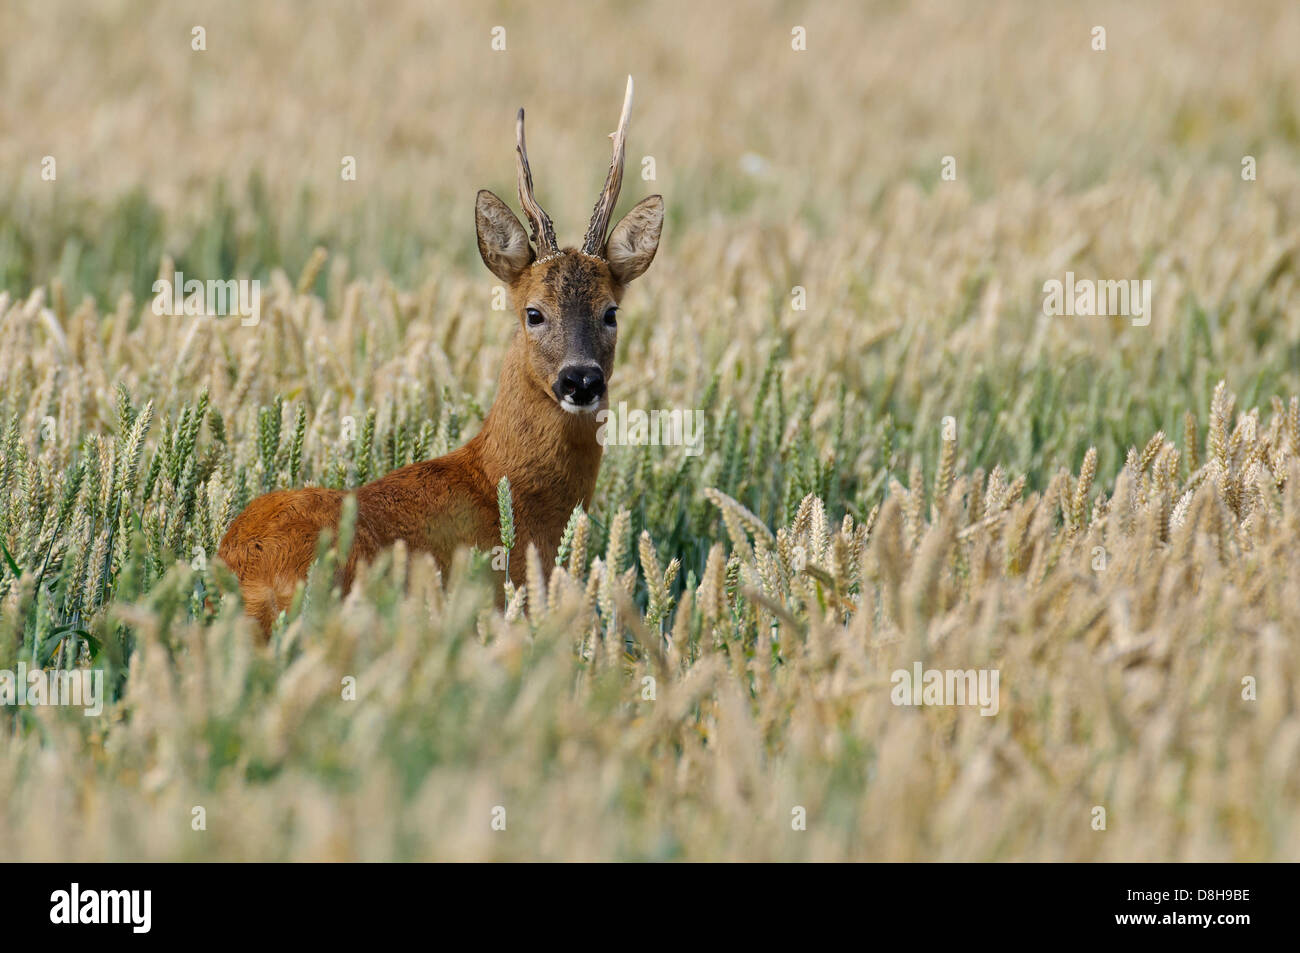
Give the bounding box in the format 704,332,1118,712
582,75,634,256
516,108,558,255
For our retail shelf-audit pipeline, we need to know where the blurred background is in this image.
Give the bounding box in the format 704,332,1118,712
2,0,1296,290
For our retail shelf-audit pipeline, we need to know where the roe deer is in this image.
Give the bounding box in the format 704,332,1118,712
218,77,663,636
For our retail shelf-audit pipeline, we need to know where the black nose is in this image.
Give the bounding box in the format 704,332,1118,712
553,365,606,406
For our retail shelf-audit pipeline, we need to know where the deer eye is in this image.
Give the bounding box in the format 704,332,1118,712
525,308,545,327
603,306,618,328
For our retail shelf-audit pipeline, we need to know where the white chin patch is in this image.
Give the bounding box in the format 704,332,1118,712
560,398,600,415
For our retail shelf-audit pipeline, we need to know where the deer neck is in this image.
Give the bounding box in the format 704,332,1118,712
470,333,604,512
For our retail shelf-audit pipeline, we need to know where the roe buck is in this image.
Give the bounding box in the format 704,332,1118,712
218,77,663,637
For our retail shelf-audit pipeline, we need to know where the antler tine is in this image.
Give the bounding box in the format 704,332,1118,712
582,75,634,256
515,108,558,255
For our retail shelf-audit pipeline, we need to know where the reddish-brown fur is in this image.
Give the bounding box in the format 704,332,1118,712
218,330,606,634
218,83,663,637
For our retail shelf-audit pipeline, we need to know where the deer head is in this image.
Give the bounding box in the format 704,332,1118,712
474,77,663,414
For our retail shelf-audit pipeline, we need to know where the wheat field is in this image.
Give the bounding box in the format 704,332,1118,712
0,0,1298,861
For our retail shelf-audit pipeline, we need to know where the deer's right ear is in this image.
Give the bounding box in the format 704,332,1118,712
475,190,535,282
604,195,664,285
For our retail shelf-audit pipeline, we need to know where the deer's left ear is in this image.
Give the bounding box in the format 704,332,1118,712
604,195,663,284
476,189,536,282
